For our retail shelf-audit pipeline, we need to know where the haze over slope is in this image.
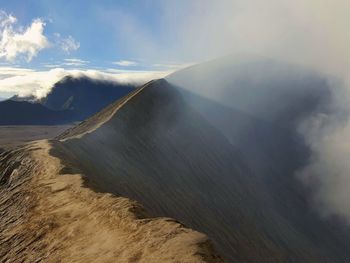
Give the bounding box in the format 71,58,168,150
54,56,350,262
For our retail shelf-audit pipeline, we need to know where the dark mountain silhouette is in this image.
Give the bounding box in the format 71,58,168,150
0,100,74,125
0,76,135,125
41,76,134,120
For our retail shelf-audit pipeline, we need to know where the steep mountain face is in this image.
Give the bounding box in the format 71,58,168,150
41,76,134,120
54,72,350,262
0,100,74,125
56,80,272,262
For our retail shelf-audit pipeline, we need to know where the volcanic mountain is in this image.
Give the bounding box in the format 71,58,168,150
0,76,134,125
48,57,346,262
41,76,134,120
56,57,350,261
0,80,224,263
2,56,350,262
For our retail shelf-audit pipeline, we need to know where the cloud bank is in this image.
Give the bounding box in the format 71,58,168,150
0,66,170,99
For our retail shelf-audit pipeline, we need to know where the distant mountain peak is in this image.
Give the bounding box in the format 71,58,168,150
0,75,136,125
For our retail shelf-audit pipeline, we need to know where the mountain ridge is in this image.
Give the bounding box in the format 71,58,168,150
0,76,135,125
53,78,327,262
54,63,350,262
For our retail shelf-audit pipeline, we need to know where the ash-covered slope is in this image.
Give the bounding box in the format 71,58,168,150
54,76,350,262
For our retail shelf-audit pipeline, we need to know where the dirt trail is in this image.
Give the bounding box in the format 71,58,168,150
0,140,223,263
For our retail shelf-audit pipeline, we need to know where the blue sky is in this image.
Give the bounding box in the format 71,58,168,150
0,0,211,98
0,0,187,70
0,0,250,97
1,1,344,99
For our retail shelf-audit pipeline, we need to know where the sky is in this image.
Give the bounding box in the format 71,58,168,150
1,0,350,99
0,0,194,68
0,0,201,98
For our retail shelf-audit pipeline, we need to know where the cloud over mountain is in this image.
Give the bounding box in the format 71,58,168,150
0,66,171,98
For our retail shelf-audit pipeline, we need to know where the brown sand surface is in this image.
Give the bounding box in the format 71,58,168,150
0,140,223,263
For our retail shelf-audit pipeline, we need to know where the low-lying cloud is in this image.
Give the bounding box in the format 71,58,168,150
0,66,171,99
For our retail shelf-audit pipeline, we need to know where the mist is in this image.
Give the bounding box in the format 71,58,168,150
136,0,350,222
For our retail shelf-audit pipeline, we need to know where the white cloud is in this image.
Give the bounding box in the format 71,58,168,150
55,33,80,53
152,62,194,70
0,66,171,98
0,10,49,62
43,64,61,68
60,35,80,53
63,58,89,66
0,11,16,28
112,60,138,67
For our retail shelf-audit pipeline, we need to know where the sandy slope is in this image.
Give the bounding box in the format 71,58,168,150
0,140,222,263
